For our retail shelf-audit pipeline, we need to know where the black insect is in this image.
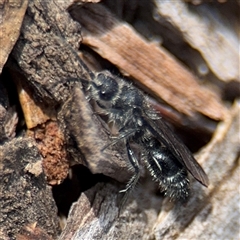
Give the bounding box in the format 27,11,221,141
82,70,209,202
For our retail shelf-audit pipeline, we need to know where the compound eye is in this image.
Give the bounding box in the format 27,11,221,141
97,73,119,101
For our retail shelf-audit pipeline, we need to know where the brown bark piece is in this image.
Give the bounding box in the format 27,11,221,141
59,181,161,240
30,121,70,185
70,3,228,120
58,84,130,182
0,138,60,239
16,77,52,129
11,1,90,104
0,0,28,73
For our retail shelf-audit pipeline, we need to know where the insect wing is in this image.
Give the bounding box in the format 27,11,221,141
142,113,209,187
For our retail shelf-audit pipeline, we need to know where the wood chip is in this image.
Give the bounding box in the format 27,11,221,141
70,3,228,120
59,182,161,240
16,222,53,240
0,0,28,73
16,78,52,129
154,0,239,81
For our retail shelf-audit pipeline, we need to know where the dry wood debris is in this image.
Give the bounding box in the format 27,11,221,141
0,0,239,239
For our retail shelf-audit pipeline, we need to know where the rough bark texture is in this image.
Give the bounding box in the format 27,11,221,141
9,0,128,181
0,0,239,239
0,138,60,239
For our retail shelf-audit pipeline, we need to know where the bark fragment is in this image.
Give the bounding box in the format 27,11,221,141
0,138,60,239
70,3,228,120
0,0,28,73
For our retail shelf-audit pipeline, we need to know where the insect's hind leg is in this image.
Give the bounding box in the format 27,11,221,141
119,140,141,212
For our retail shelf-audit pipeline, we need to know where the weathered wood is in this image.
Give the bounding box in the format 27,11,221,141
154,0,239,82
11,1,88,104
59,181,161,240
70,3,228,120
58,84,130,181
1,0,239,239
0,0,28,73
15,76,52,129
0,138,60,239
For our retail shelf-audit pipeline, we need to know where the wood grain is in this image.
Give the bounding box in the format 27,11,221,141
70,3,228,120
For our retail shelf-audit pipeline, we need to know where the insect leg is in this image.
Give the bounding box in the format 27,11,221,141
119,140,140,210
101,128,139,151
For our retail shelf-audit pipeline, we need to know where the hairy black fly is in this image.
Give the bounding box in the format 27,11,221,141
82,70,209,202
